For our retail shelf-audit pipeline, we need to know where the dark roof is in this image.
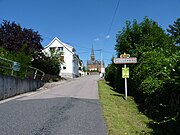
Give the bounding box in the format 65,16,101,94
87,60,101,65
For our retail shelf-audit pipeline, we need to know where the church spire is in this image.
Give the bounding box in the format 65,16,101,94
91,45,95,61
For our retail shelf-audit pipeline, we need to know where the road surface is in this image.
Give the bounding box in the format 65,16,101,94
0,75,107,135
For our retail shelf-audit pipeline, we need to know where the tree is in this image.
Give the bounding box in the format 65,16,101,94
32,49,63,75
112,17,180,131
0,47,32,77
0,20,46,75
105,56,125,92
167,18,180,46
115,18,175,58
0,20,43,55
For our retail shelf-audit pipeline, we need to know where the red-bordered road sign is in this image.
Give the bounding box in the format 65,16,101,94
114,57,137,64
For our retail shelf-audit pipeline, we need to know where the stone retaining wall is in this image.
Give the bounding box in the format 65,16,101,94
0,74,44,100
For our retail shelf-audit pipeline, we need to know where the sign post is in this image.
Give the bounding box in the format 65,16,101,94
114,53,137,100
11,62,21,76
124,64,127,100
122,66,129,100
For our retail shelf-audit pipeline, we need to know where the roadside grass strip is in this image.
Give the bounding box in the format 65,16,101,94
98,80,153,135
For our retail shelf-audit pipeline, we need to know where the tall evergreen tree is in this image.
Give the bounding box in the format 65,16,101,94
167,18,180,46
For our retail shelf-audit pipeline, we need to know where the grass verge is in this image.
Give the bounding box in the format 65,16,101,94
98,80,153,135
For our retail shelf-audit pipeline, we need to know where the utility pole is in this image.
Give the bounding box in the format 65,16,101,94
95,49,102,72
100,49,102,72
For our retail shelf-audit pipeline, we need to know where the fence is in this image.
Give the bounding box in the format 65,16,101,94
0,56,45,80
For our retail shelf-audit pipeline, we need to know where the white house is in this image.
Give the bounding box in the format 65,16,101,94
44,37,80,78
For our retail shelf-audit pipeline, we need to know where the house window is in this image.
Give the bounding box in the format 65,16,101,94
60,55,64,62
57,47,63,51
49,47,55,52
63,66,66,69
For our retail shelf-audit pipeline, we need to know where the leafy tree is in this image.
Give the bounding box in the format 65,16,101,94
111,17,180,133
0,20,46,77
0,20,64,80
0,20,43,55
167,18,180,46
0,47,32,76
32,49,63,75
114,17,175,93
105,64,115,84
115,17,175,58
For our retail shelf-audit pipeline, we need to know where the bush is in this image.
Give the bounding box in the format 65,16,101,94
0,47,32,77
32,55,60,75
105,17,180,132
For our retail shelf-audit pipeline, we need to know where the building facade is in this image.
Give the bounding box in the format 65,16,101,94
87,46,104,73
43,37,80,78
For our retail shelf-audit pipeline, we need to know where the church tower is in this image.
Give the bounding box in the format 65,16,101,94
87,45,104,74
91,45,95,61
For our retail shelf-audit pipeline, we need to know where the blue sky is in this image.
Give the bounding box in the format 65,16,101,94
0,0,179,66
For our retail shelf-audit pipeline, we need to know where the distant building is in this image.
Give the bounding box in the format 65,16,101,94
87,46,105,73
43,37,81,78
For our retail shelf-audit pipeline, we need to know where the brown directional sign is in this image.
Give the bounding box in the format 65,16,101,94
114,57,137,64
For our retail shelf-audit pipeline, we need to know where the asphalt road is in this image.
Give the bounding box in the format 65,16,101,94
0,75,107,135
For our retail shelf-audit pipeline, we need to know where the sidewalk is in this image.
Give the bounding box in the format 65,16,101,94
39,78,74,90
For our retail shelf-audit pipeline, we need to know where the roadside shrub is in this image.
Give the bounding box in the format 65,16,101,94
105,63,116,86
106,17,180,133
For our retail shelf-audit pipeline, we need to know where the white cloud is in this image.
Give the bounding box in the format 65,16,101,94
94,38,100,41
105,35,110,39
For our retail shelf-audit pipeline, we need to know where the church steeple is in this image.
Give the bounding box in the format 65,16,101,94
91,45,95,61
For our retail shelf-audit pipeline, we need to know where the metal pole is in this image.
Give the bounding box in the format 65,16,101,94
34,70,37,79
124,64,127,100
100,49,102,72
41,73,45,80
11,69,13,76
11,64,13,76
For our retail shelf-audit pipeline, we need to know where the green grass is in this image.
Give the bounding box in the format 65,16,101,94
98,80,153,135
